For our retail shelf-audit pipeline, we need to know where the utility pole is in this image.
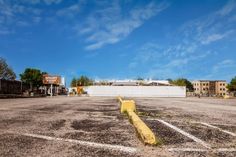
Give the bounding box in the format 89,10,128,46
50,84,53,97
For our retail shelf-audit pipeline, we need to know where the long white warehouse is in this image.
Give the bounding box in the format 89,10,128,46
84,86,186,97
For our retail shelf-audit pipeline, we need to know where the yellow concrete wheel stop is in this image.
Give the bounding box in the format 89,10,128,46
117,97,158,145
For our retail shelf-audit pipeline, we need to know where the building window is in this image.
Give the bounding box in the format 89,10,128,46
203,88,205,91
203,83,205,86
206,88,208,90
220,83,222,86
223,88,225,91
220,88,222,91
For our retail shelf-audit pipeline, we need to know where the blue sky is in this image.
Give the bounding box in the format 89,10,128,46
0,0,236,85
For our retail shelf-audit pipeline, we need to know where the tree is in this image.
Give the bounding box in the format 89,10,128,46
0,57,16,80
20,68,44,90
70,77,77,87
167,78,173,84
227,76,236,92
77,75,93,86
70,76,93,87
171,78,194,92
136,77,144,80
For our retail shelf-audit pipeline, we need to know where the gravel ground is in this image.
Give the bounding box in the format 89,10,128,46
0,96,236,157
134,97,236,157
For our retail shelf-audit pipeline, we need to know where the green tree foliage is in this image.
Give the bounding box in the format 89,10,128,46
170,78,194,92
70,77,77,87
77,75,93,86
227,76,236,92
167,78,173,83
136,77,144,80
20,68,44,89
0,57,16,80
70,75,94,87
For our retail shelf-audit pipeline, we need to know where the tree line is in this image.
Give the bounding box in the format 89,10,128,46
0,57,47,91
1,57,236,93
70,76,94,87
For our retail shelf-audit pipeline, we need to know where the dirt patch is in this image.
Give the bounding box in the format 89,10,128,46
71,119,116,132
37,105,64,112
137,110,162,118
77,104,119,112
216,151,236,157
170,151,208,157
70,144,139,157
136,106,184,119
0,133,47,157
172,122,235,148
49,119,66,130
0,118,31,129
77,108,118,112
143,119,193,145
103,111,127,120
63,131,134,146
96,104,118,108
214,124,236,133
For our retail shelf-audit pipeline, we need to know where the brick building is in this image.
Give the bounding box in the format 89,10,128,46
192,80,227,96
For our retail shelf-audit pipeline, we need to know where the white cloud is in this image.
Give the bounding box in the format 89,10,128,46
24,0,62,5
217,0,236,16
128,42,163,68
23,0,40,4
43,0,62,5
81,1,169,50
181,0,236,46
0,29,12,35
145,53,210,79
56,4,80,17
205,59,236,80
0,0,44,35
212,59,236,72
129,1,236,79
201,30,234,45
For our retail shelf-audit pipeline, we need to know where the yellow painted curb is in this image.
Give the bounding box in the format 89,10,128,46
128,111,157,145
121,100,136,113
224,95,230,99
118,97,158,145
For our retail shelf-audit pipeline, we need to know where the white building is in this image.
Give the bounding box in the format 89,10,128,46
93,79,171,86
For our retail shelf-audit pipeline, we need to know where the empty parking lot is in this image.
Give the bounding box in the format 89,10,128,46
0,97,235,157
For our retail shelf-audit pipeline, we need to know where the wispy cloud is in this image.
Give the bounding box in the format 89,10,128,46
0,0,44,35
129,0,236,79
217,0,236,16
201,30,234,45
212,59,236,73
56,4,80,18
79,1,170,50
145,52,211,79
24,0,63,5
0,29,13,35
204,59,236,80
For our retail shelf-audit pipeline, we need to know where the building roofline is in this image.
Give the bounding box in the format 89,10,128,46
192,80,227,82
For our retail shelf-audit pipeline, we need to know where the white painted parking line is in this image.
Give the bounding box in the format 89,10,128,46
210,123,236,127
216,148,236,152
200,122,236,137
157,119,211,149
168,148,208,152
21,133,138,154
168,148,236,153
